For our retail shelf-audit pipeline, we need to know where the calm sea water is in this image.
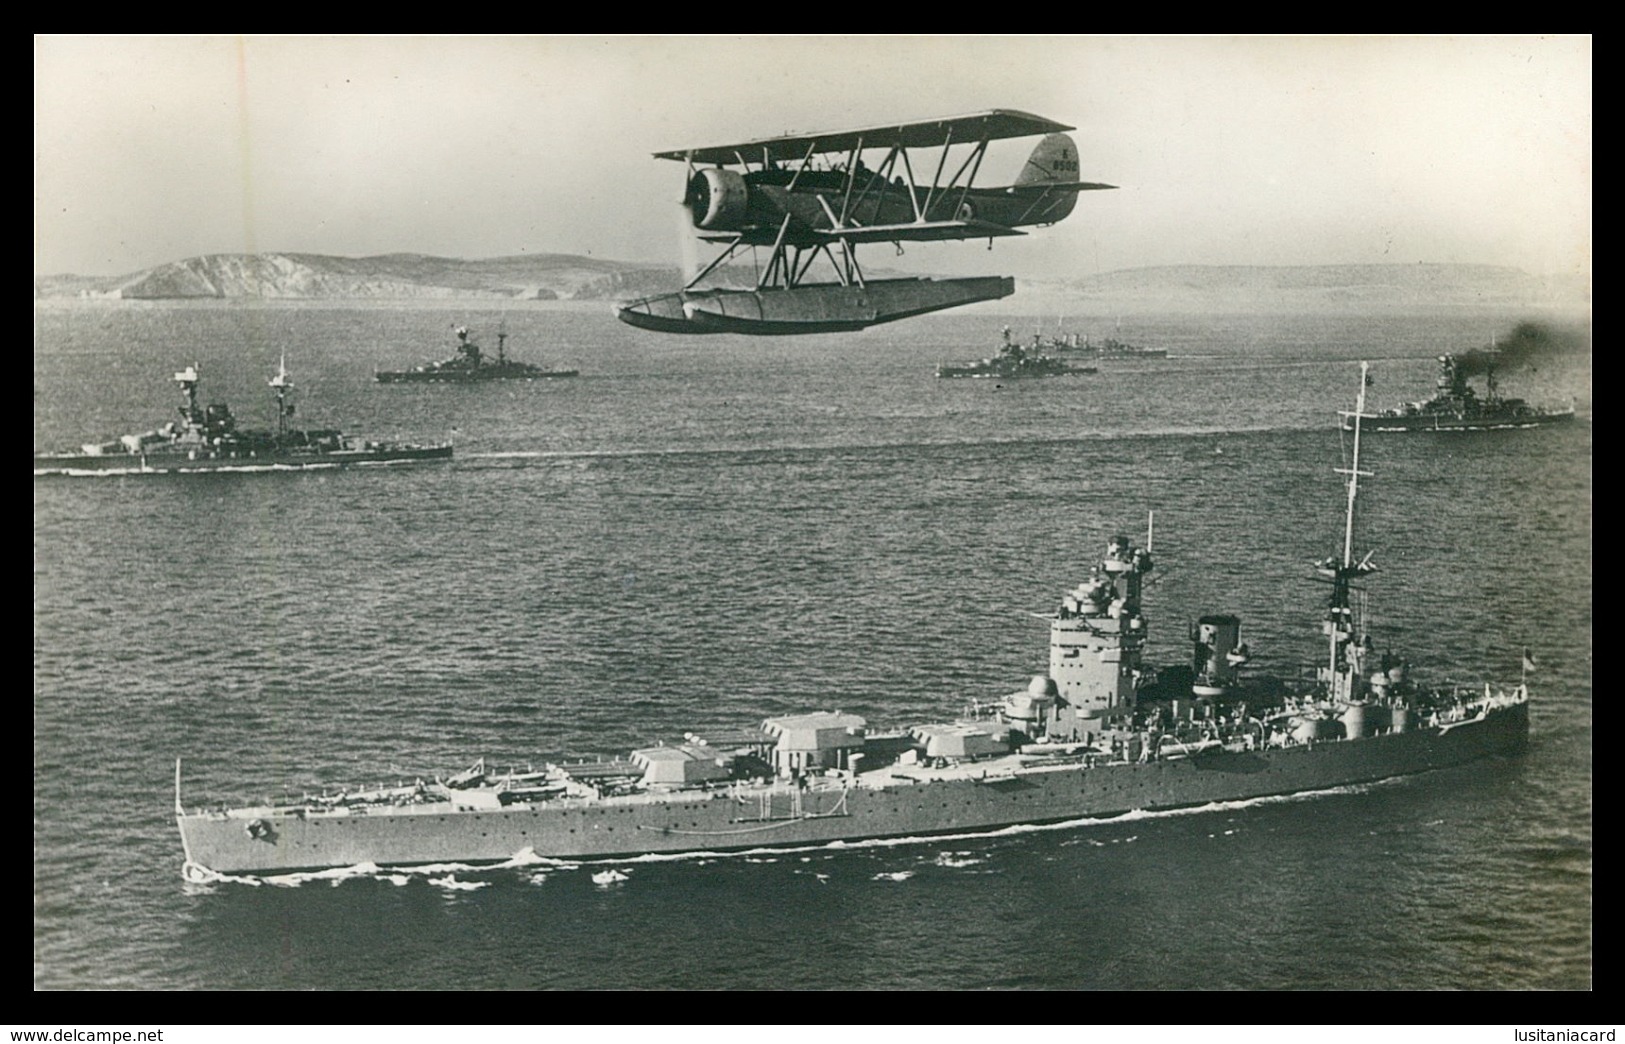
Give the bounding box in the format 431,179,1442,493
33,302,1591,990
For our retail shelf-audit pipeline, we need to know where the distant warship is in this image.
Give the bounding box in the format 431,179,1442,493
176,363,1528,879
936,327,1097,379
1351,353,1575,432
376,323,579,383
35,360,452,475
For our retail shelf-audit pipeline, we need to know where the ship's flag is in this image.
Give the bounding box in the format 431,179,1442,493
1522,648,1539,673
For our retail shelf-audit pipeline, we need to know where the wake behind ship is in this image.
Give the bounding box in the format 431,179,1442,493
35,360,452,474
176,364,1529,878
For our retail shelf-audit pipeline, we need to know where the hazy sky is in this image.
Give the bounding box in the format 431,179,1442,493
34,35,1591,283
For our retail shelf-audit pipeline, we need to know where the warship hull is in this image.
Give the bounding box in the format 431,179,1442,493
375,370,578,383
1092,348,1167,360
176,699,1526,876
34,443,453,475
1343,409,1577,433
936,363,1094,379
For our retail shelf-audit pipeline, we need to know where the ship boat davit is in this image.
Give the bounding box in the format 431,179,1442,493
175,363,1529,878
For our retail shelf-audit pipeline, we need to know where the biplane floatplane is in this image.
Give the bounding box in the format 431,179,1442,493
615,109,1114,335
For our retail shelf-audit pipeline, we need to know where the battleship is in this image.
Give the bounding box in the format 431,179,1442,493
375,324,579,383
1349,353,1576,433
35,361,452,475
174,364,1529,878
936,327,1098,379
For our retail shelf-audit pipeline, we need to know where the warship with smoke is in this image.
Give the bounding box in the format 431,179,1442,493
1352,323,1579,432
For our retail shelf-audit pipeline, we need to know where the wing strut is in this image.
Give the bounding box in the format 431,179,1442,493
785,139,819,193
848,146,902,225
900,150,924,222
948,141,990,219
792,245,824,286
758,214,795,290
685,236,745,290
841,240,865,287
920,126,955,217
838,136,864,224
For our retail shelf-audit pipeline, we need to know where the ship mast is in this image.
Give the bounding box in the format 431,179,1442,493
1341,362,1368,571
1324,362,1376,703
269,355,294,439
175,363,202,429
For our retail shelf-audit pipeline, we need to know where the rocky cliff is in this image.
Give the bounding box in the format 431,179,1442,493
35,252,681,301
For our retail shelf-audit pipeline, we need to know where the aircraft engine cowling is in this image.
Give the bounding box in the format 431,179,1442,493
687,168,749,230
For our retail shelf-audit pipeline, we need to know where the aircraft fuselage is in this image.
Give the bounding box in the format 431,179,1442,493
687,168,1079,245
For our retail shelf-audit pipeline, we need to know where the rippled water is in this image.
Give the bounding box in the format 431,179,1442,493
34,302,1591,989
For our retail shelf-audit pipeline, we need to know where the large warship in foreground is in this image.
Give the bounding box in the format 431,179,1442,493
1350,353,1576,433
376,324,579,383
936,327,1097,379
35,361,452,475
175,364,1529,878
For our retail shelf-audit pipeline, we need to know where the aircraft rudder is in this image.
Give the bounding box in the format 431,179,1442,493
1015,132,1082,187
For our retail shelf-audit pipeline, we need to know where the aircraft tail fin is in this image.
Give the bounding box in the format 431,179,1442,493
1015,133,1084,188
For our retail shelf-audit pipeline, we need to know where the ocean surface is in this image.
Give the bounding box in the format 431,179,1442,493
34,302,1592,990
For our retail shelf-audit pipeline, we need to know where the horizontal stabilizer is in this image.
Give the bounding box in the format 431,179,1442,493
1006,181,1117,193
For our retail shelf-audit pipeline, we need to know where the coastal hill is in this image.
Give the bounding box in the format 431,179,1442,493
34,253,1589,313
33,252,681,302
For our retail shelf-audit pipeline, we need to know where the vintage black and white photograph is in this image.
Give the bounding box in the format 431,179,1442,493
35,35,1590,993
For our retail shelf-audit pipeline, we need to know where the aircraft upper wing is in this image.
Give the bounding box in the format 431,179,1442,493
655,109,1075,165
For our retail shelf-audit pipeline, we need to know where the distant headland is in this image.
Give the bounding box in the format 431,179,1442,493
34,253,1589,315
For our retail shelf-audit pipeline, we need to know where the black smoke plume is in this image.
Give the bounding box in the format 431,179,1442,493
1454,321,1588,378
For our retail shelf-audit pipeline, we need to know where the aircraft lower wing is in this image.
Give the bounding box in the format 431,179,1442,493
696,219,1025,246
814,220,1027,244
